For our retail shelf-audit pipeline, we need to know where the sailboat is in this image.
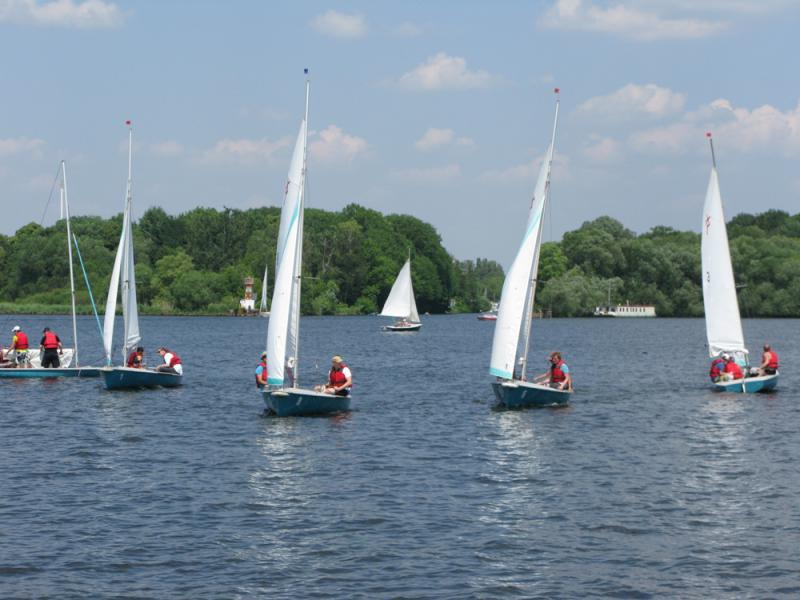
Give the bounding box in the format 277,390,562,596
489,91,569,408
263,70,350,417
100,122,183,390
0,162,100,378
259,263,269,317
380,256,421,331
701,133,777,393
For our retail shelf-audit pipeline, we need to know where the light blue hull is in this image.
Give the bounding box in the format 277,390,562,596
0,367,101,378
713,373,779,393
101,367,183,390
491,380,570,409
264,387,351,417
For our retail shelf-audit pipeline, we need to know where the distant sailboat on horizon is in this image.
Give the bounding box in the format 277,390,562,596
259,263,269,317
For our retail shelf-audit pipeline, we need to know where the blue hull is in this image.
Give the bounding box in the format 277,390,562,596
264,387,351,417
101,367,183,390
0,367,101,378
491,380,570,409
713,373,778,394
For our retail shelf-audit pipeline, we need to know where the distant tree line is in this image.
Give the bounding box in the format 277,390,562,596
1,206,797,317
0,204,504,315
535,210,800,317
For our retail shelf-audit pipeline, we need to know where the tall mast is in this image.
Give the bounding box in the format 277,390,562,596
292,69,310,384
707,131,717,169
520,88,559,377
122,121,133,361
62,161,79,366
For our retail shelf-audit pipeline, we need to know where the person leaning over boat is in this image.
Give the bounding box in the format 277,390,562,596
759,344,779,376
320,355,352,396
0,345,13,368
534,351,572,391
9,326,32,368
721,353,743,381
127,346,144,368
155,347,183,375
39,327,64,368
709,354,726,382
255,351,268,389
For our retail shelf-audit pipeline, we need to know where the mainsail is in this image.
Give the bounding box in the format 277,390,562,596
267,80,309,387
380,259,420,323
260,263,268,314
489,98,559,380
701,140,746,358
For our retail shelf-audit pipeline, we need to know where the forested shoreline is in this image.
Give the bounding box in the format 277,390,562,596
1,206,798,317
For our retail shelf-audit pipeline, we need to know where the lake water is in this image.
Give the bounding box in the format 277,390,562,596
1,314,799,598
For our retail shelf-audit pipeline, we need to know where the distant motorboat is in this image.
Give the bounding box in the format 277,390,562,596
477,302,499,321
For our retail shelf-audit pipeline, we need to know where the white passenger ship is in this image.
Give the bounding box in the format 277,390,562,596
593,303,656,317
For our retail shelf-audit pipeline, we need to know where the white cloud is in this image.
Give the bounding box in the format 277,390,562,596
310,10,366,39
0,0,124,28
397,53,494,91
579,83,686,119
540,0,727,40
200,137,292,165
309,125,368,164
583,135,622,162
391,164,461,184
414,128,475,151
0,136,45,157
150,140,184,158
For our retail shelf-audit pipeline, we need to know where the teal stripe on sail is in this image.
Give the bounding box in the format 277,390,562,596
267,376,283,386
277,197,302,260
490,366,512,379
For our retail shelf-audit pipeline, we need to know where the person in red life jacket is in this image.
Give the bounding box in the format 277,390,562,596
127,346,144,368
9,325,32,368
721,353,744,380
534,351,573,391
255,351,268,389
709,355,726,382
39,327,64,368
759,344,779,376
155,347,183,375
323,355,352,396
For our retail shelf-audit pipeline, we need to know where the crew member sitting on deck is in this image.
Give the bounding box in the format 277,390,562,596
127,346,144,368
322,355,352,396
0,346,13,368
155,347,183,375
534,351,573,391
709,355,726,382
759,344,779,376
255,351,268,388
39,327,63,368
9,326,31,368
721,353,743,381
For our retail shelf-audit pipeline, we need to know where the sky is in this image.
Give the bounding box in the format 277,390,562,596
1,0,799,267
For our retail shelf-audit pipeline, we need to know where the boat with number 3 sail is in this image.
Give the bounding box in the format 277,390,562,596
701,133,777,393
489,90,570,408
263,70,350,417
100,122,183,390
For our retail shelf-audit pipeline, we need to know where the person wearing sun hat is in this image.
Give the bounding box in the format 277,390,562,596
721,352,743,381
255,351,268,389
323,355,352,396
9,325,32,368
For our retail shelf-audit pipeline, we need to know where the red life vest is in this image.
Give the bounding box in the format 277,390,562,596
725,361,743,380
709,358,725,379
550,359,567,383
329,364,349,387
42,331,59,349
168,353,182,367
14,331,29,350
766,351,779,370
255,360,267,386
127,351,142,367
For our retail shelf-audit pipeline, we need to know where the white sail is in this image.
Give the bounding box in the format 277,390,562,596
701,162,745,357
103,125,141,364
260,264,268,313
490,101,558,380
267,82,309,387
380,259,420,322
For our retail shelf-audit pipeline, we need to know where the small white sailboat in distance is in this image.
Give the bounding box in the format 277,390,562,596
380,256,421,332
489,89,570,408
701,132,777,393
259,263,269,317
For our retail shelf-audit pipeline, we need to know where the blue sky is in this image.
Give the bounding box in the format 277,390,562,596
1,0,799,266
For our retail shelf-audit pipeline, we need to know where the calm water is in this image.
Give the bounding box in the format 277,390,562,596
1,313,799,598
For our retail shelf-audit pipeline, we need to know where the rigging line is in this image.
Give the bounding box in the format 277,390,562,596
39,163,64,227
